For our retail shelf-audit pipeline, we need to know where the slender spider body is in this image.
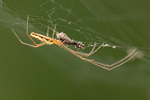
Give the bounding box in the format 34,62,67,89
30,32,53,45
56,32,85,49
12,15,139,70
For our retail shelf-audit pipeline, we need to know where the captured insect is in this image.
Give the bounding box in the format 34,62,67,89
56,32,85,49
12,15,139,70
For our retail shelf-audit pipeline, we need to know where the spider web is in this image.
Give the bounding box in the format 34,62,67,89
1,0,150,89
0,0,150,66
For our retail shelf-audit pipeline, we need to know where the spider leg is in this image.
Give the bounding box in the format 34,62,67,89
52,25,57,38
60,42,139,70
75,42,104,57
108,48,138,67
88,48,138,67
46,25,49,37
85,50,139,70
12,29,45,48
25,15,39,46
60,43,111,70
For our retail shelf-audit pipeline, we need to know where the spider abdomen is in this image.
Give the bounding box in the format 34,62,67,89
30,32,53,45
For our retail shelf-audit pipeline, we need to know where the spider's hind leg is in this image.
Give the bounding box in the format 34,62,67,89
12,29,45,48
26,15,38,46
12,15,46,48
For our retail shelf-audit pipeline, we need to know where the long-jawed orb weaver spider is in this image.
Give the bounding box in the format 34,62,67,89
12,15,139,70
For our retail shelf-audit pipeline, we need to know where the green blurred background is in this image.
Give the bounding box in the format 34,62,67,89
0,0,150,100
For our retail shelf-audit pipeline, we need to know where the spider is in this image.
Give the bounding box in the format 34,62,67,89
12,15,139,70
